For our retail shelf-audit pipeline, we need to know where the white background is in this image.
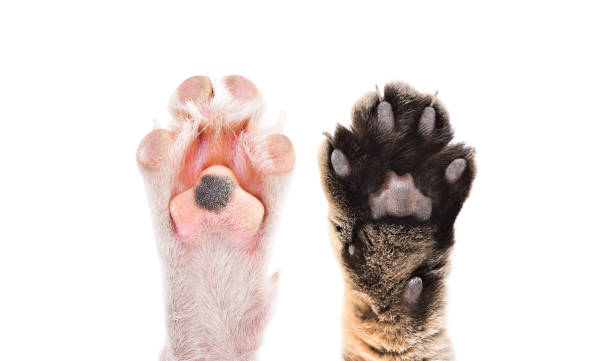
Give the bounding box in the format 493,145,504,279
1,1,611,360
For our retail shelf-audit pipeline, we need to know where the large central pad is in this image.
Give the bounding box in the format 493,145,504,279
368,171,433,221
170,165,264,244
195,175,234,211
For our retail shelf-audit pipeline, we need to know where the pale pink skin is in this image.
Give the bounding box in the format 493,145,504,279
137,75,294,361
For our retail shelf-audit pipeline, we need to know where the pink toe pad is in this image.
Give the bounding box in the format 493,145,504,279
224,75,260,101
176,76,214,104
137,129,174,168
260,134,295,174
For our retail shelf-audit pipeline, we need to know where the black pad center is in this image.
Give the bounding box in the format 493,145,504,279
194,175,234,211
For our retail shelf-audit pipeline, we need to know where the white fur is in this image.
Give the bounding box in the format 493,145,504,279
139,77,290,361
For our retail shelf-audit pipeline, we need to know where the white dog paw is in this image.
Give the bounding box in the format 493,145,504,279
137,75,293,361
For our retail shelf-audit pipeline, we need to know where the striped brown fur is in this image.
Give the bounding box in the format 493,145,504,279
318,81,475,361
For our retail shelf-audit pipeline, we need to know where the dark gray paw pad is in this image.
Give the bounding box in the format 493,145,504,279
376,101,395,132
445,158,467,184
331,149,351,177
368,171,432,221
195,175,234,211
403,276,423,305
418,106,436,137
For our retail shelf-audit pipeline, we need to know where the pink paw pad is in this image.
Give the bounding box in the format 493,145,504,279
171,75,214,119
224,75,260,101
170,165,264,248
177,75,214,103
150,75,294,248
136,129,174,168
259,134,295,174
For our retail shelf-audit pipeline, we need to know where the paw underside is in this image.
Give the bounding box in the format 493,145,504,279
138,75,294,246
320,81,475,319
325,83,474,228
137,75,293,361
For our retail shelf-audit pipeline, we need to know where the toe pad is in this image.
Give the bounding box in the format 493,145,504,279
176,76,214,104
418,106,436,137
376,101,395,132
137,129,174,168
403,276,423,305
445,158,467,184
331,149,351,178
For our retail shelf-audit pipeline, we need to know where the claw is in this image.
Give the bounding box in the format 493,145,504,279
270,271,280,283
375,84,383,101
430,90,439,106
